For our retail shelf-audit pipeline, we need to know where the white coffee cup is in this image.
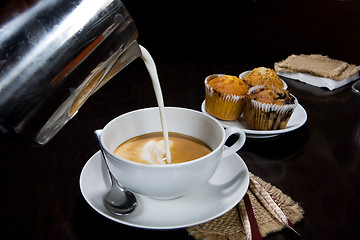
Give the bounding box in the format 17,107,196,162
100,107,246,200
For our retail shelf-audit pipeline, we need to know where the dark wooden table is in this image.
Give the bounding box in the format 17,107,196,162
1,0,360,239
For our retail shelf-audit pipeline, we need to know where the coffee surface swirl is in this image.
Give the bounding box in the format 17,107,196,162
113,132,212,164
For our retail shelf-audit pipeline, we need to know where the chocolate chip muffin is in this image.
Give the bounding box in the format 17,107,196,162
246,85,297,130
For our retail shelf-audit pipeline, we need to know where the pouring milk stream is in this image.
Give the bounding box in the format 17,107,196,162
139,46,172,164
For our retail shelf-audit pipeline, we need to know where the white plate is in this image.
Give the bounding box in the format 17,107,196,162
277,71,359,91
201,101,307,138
80,151,249,229
239,70,288,89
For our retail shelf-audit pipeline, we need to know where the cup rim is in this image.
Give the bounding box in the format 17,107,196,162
101,106,227,168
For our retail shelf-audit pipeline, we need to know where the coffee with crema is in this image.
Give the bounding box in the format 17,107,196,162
113,132,212,164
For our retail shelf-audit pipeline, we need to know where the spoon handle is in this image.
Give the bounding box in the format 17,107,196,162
94,129,120,187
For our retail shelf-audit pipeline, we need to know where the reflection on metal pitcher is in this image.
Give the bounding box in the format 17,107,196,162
0,0,141,145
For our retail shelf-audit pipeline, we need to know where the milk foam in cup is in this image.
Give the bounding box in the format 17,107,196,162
113,131,213,165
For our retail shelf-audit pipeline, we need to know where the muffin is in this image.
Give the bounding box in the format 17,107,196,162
246,85,297,130
242,67,284,89
205,74,248,121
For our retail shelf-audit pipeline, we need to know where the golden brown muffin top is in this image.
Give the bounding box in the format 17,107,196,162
247,86,296,105
242,67,284,88
208,75,248,96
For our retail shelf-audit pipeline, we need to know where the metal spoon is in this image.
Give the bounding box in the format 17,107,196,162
94,130,137,215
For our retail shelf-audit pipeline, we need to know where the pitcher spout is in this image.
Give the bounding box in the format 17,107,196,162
36,40,141,145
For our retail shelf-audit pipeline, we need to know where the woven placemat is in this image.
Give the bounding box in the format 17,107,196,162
274,54,360,81
187,173,304,240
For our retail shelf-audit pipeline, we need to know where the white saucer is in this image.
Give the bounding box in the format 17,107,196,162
80,151,249,229
239,70,288,89
201,101,307,138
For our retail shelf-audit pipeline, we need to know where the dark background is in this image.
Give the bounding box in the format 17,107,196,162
1,0,360,239
123,0,360,66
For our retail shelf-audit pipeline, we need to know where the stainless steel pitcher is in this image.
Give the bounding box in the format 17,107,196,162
0,0,141,145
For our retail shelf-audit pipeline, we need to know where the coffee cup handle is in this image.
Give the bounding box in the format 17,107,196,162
222,127,246,159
